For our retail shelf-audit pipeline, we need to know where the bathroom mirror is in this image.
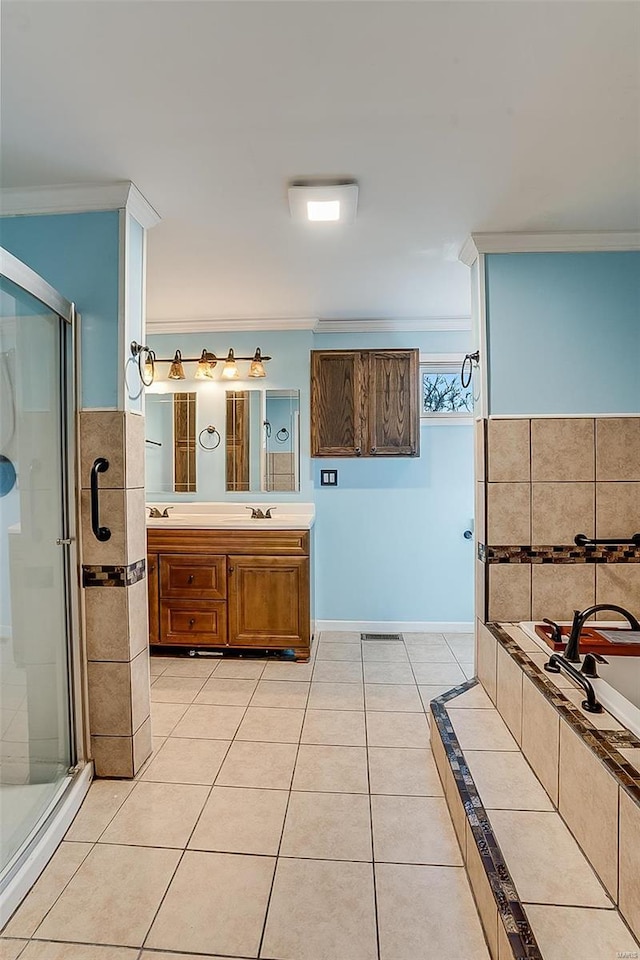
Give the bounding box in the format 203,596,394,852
145,392,197,493
225,389,300,493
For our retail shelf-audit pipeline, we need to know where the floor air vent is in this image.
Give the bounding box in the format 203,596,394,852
361,632,403,641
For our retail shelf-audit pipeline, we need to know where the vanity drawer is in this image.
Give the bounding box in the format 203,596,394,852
160,554,227,600
159,600,227,645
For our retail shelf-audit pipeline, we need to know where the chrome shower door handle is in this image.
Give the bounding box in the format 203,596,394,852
90,458,111,542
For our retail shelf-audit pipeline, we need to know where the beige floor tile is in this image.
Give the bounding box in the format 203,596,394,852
465,750,554,811
171,703,245,740
150,701,189,737
262,858,377,960
35,844,180,947
280,791,372,861
376,863,490,960
449,708,518,751
213,659,266,679
362,642,408,662
368,747,443,796
189,785,288,855
216,740,297,789
2,842,93,938
250,680,310,708
19,944,138,960
292,744,369,793
316,641,362,661
410,661,467,684
146,850,275,957
307,681,365,710
365,683,423,712
525,904,639,960
64,779,135,842
403,632,446,642
460,662,476,680
261,660,314,681
405,644,457,663
235,706,304,743
363,662,415,684
447,685,494,709
371,795,461,865
161,658,219,678
99,780,208,847
301,709,366,746
140,737,230,784
446,636,475,659
0,941,27,960
320,631,361,642
149,658,168,677
490,809,612,907
194,677,257,706
150,675,206,703
140,954,241,960
312,660,363,683
366,711,430,748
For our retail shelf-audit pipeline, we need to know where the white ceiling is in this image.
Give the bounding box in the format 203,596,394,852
1,1,639,324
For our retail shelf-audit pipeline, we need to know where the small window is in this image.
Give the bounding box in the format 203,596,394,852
420,361,473,419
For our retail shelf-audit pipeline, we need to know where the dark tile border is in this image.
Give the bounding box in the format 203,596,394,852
431,682,543,960
478,543,640,564
487,623,640,808
82,558,146,588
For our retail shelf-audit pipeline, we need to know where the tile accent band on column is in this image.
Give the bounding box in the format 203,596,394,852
478,544,640,564
431,680,543,960
82,558,146,587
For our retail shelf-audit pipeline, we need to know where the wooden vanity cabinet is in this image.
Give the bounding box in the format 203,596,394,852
146,528,311,660
310,348,419,457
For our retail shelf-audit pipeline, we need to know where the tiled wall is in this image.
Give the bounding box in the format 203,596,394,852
475,417,640,624
79,411,151,777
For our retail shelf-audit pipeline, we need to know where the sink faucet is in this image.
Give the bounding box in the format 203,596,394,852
564,603,640,662
246,507,266,519
148,506,172,519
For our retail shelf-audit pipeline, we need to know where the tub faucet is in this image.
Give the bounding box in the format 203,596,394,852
564,603,640,663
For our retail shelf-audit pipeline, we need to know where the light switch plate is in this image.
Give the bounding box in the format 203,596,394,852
320,469,338,487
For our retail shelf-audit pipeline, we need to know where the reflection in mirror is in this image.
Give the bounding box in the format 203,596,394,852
226,391,262,491
264,390,300,492
145,392,197,493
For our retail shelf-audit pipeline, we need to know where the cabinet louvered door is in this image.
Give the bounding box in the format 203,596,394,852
367,350,419,456
310,351,365,457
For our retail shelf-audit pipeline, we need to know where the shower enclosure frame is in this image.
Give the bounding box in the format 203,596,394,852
0,246,91,923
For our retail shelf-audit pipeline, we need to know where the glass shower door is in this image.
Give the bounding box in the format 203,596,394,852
0,271,75,877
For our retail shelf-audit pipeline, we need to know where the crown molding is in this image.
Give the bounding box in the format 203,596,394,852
316,318,471,334
0,181,160,228
459,231,640,265
146,317,320,334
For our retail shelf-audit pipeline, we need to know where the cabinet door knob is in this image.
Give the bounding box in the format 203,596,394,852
370,446,377,454
355,446,362,456
228,566,234,574
187,575,194,584
189,618,196,627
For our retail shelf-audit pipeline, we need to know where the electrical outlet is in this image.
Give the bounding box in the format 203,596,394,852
320,469,338,487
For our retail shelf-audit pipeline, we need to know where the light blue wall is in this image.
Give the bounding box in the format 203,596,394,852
147,328,475,623
1,211,121,408
486,252,640,415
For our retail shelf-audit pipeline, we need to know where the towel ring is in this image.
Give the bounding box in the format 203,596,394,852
198,425,221,450
276,427,290,443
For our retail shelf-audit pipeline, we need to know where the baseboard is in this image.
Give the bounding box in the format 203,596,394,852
316,620,474,634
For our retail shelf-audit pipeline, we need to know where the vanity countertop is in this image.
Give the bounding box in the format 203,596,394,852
146,501,315,530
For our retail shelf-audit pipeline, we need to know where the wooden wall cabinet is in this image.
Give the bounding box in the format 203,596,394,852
310,349,419,457
147,528,311,660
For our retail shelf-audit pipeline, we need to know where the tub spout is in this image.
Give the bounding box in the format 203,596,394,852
564,604,640,664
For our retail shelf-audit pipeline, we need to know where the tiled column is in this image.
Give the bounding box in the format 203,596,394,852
80,411,151,777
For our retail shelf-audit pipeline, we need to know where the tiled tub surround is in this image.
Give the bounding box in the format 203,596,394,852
1,631,496,960
476,416,640,622
473,620,640,946
430,682,640,960
79,410,151,778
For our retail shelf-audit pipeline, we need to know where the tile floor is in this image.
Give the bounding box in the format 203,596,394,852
2,631,492,960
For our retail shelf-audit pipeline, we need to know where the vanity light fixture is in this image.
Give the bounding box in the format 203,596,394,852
221,348,240,380
288,181,359,224
168,350,186,380
195,349,217,379
249,347,267,378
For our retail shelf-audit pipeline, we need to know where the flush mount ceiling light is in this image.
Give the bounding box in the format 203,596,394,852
288,182,359,224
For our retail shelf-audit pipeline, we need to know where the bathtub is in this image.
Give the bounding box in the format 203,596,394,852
519,621,640,739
